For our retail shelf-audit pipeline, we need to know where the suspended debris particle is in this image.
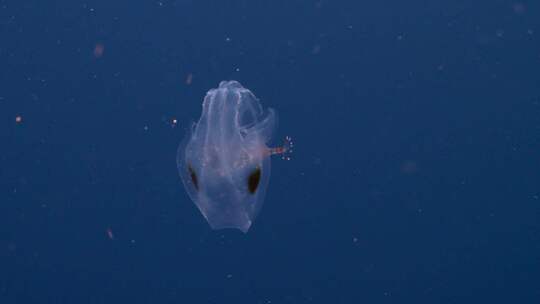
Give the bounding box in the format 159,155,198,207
186,73,193,85
94,43,105,58
106,228,114,240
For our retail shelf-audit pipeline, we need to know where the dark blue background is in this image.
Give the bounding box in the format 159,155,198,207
1,0,539,303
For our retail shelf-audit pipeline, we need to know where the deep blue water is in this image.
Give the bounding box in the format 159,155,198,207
1,1,539,303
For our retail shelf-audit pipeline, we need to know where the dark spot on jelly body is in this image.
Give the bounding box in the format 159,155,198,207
247,167,261,194
188,164,199,190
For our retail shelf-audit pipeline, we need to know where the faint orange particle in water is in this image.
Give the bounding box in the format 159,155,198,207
15,115,22,123
185,73,193,85
94,43,105,58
